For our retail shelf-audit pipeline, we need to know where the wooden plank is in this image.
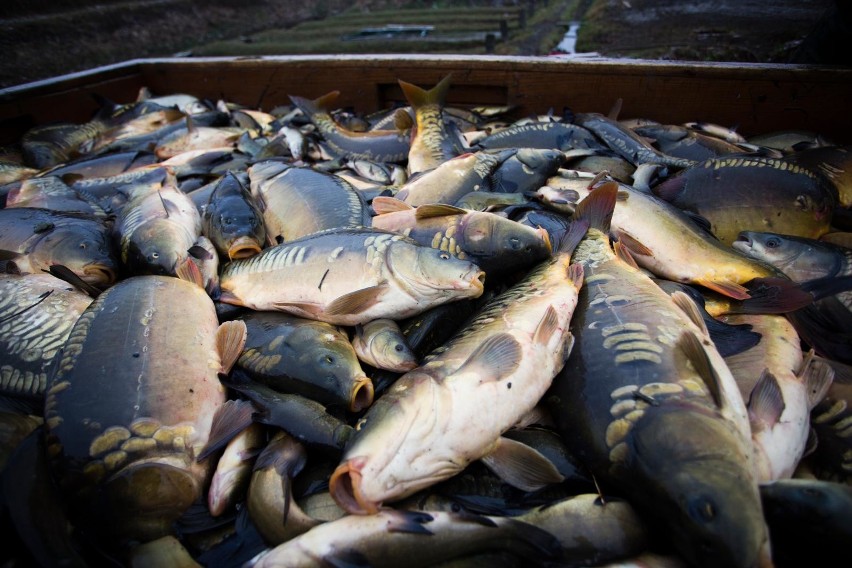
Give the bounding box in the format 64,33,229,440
1,55,850,145
0,60,146,145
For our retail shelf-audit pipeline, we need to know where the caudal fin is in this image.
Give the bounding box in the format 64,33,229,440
571,180,619,233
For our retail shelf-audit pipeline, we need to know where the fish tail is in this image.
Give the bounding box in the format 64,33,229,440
572,180,618,233
556,219,590,255
289,90,340,116
735,277,814,314
398,74,453,109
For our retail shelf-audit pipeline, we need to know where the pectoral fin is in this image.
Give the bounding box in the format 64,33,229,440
614,230,653,257
480,436,565,491
197,399,255,461
678,331,724,409
747,369,785,432
325,285,388,316
452,333,521,382
217,320,248,374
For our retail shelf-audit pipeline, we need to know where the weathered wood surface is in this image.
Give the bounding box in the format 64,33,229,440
2,55,850,145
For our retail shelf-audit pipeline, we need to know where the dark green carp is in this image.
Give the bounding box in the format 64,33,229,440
43,276,246,544
202,171,266,260
0,273,93,404
0,207,117,288
236,311,374,412
653,156,837,245
248,160,369,244
370,197,552,275
474,121,602,152
573,113,696,169
289,91,410,163
546,183,771,568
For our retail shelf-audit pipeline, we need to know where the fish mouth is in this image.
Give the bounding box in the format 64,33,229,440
537,226,553,254
463,269,486,295
83,264,117,287
731,233,753,253
228,237,263,260
329,458,381,515
349,377,375,413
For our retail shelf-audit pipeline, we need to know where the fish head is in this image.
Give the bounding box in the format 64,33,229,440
626,408,770,568
387,241,485,300
461,214,552,268
212,209,266,260
516,148,565,174
125,221,190,276
732,231,833,279
294,328,374,412
359,325,418,373
32,224,118,286
330,371,461,514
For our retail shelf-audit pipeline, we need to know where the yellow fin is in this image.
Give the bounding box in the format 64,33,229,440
415,203,467,219
695,277,751,301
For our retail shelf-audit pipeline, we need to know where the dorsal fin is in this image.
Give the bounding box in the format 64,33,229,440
671,290,710,336
607,98,623,120
372,195,414,214
678,330,723,408
572,181,618,233
415,203,467,219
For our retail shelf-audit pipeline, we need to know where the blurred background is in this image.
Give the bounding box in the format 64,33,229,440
0,0,843,89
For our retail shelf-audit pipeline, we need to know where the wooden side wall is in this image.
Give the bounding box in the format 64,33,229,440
1,55,850,145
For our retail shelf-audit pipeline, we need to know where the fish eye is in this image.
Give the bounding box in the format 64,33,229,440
79,242,87,250
765,237,781,249
394,344,404,352
509,237,522,250
324,355,335,364
688,497,716,522
151,252,159,259
439,253,450,260
794,195,809,209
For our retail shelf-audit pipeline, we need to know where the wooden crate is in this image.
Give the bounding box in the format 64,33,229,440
2,55,851,146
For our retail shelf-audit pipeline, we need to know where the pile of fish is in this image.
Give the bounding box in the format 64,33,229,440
1,73,851,568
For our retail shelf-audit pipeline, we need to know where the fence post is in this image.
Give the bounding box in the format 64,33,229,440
485,33,496,54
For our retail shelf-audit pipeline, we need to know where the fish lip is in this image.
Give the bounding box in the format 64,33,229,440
463,269,486,294
731,233,753,253
82,263,117,286
329,458,381,515
227,238,263,260
349,377,375,413
537,226,552,254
